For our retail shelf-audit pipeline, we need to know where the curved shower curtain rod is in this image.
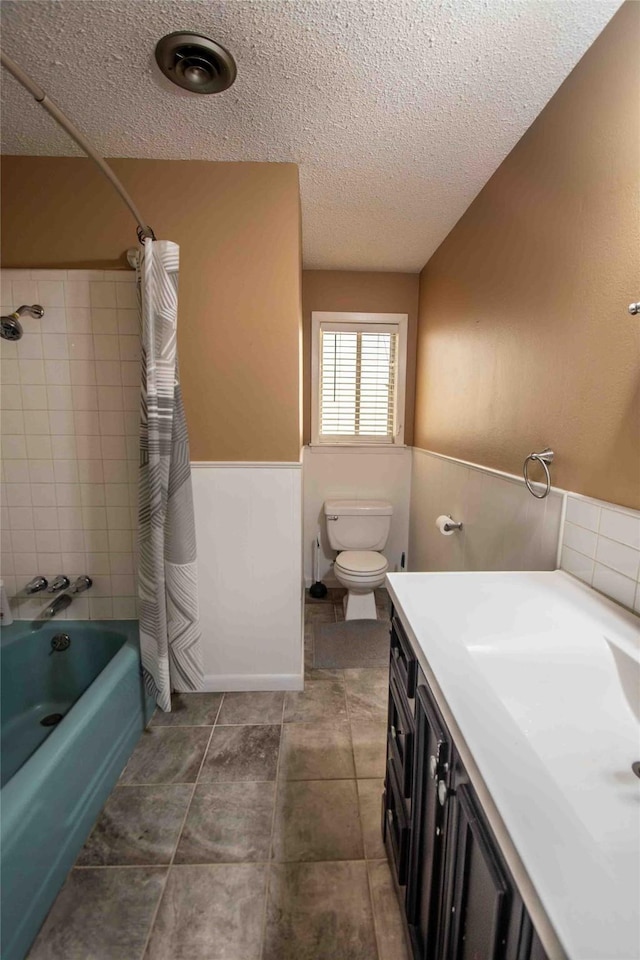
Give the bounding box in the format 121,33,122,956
1,51,155,242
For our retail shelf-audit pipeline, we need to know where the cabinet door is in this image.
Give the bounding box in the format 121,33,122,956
442,780,511,960
406,682,451,960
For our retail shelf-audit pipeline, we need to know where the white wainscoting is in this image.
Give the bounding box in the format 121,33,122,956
191,463,303,691
409,449,563,573
302,445,412,586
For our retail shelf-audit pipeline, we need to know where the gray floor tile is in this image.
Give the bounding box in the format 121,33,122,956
28,867,166,960
368,859,412,960
263,860,378,960
344,667,389,721
279,721,355,780
284,680,347,723
199,724,281,782
217,691,284,725
150,692,223,726
120,726,211,784
145,863,267,960
357,779,386,859
351,720,388,778
272,779,364,862
334,602,345,621
77,784,192,866
175,781,275,863
304,665,346,681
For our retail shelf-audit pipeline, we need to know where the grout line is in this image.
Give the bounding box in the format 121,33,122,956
258,693,286,959
137,715,217,960
365,857,383,960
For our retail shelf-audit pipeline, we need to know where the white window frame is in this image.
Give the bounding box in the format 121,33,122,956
311,311,408,447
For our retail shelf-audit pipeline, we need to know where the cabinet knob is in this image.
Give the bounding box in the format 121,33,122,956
438,780,449,806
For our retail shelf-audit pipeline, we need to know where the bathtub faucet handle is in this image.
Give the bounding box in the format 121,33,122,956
24,576,48,595
70,575,93,594
48,575,70,593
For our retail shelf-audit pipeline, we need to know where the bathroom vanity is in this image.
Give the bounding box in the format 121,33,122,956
382,571,640,960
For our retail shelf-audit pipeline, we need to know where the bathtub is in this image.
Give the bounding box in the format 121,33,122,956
0,619,153,960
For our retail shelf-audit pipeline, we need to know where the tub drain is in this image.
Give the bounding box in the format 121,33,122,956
40,713,64,727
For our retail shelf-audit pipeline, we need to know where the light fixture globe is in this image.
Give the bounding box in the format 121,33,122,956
155,32,237,94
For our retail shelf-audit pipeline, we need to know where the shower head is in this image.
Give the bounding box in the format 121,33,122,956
155,32,236,94
0,304,44,341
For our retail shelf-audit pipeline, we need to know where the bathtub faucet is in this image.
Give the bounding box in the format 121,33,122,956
42,593,73,619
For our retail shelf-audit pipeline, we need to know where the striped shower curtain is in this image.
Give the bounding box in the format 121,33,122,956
137,238,203,711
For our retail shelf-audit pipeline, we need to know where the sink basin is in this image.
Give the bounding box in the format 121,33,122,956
605,634,640,722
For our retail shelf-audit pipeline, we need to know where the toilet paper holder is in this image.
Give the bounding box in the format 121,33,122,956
443,516,463,532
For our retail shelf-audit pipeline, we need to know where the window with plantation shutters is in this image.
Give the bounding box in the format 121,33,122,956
311,313,408,446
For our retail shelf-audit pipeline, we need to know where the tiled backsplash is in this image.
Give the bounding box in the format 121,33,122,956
560,493,640,613
0,268,139,619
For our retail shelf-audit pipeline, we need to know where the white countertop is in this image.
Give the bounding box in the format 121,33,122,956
386,570,640,960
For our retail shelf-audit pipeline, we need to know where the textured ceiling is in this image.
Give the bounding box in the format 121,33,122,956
1,0,621,271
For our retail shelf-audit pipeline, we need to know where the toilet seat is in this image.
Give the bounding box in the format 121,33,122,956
335,550,388,577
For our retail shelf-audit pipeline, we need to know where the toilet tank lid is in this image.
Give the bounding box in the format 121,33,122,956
324,499,393,516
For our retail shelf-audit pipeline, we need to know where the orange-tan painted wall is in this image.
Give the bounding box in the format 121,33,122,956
301,270,419,445
414,2,640,509
1,158,302,462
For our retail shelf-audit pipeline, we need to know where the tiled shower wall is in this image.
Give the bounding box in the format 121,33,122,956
0,268,139,619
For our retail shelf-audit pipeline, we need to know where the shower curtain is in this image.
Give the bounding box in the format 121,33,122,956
137,238,204,711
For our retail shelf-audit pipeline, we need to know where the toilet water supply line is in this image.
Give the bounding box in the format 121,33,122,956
1,52,155,242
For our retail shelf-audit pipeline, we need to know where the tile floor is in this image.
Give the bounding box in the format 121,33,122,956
28,588,409,960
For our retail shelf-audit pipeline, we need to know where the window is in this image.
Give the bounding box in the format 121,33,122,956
311,312,408,446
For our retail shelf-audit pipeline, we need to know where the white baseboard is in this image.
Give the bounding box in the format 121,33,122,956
203,673,304,692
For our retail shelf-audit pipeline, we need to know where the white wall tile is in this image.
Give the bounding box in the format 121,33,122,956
19,359,46,384
592,564,636,609
37,280,65,307
53,460,79,483
94,336,120,361
4,460,30,483
598,508,640,550
42,334,69,360
68,334,94,360
29,460,55,483
2,411,24,434
560,493,640,610
72,385,98,410
565,497,600,532
91,308,118,334
1,270,141,620
66,308,92,333
595,536,640,581
64,282,91,307
90,282,116,309
44,308,68,334
21,386,47,409
25,411,51,435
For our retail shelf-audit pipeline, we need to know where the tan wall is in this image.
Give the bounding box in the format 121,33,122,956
414,2,640,510
302,270,420,445
1,157,302,462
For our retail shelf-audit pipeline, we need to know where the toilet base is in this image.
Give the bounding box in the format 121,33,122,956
343,590,377,621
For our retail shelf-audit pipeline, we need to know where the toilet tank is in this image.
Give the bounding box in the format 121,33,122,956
324,500,393,551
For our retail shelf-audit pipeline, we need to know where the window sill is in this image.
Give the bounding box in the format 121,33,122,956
306,443,409,455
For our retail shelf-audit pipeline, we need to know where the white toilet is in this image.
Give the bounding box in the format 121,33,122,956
324,499,393,620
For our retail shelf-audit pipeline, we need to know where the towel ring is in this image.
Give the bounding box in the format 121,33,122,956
523,448,554,499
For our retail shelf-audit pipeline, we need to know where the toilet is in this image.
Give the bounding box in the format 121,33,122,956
324,499,393,620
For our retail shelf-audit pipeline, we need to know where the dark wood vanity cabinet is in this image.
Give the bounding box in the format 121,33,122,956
383,612,549,960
